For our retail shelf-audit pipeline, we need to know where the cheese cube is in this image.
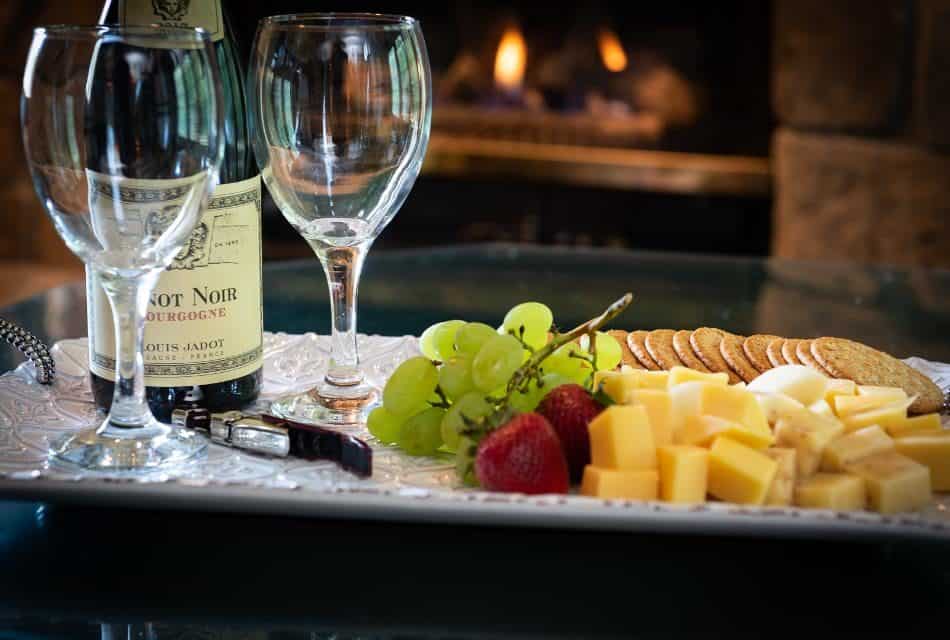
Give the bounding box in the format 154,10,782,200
630,389,673,446
841,398,914,434
707,437,779,505
845,452,931,514
834,394,903,418
794,473,867,511
824,378,857,405
753,392,807,426
774,412,845,477
894,433,950,491
588,405,657,470
581,466,658,500
699,384,771,438
669,381,709,438
821,425,895,472
882,412,944,438
668,366,729,387
679,414,732,447
658,445,708,503
764,447,797,506
809,399,835,419
857,385,908,402
595,370,668,404
748,365,829,406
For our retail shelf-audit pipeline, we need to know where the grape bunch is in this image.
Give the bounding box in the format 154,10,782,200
367,302,624,473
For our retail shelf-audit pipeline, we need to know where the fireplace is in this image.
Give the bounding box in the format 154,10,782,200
227,1,773,256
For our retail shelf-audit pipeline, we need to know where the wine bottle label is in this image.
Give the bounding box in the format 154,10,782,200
119,0,225,42
88,173,264,386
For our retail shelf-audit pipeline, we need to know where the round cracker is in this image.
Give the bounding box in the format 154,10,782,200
608,330,642,369
742,334,781,373
627,330,661,371
720,333,760,383
796,339,830,375
673,330,710,372
645,329,685,370
811,337,943,414
766,338,789,368
689,328,742,384
782,338,804,365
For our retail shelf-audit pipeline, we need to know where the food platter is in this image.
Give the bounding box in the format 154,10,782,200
0,333,947,540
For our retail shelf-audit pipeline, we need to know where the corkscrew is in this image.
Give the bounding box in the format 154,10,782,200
0,318,54,385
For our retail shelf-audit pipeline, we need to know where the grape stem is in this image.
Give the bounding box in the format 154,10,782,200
500,292,634,409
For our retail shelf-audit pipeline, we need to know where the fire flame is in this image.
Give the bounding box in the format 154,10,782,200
494,26,527,92
598,28,628,73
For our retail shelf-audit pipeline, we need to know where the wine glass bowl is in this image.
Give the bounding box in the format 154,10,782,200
21,25,224,471
249,13,432,426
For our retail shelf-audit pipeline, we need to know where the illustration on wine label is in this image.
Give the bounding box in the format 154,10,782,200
151,0,190,21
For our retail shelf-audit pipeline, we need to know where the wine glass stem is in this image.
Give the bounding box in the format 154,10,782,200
99,270,160,429
315,243,368,386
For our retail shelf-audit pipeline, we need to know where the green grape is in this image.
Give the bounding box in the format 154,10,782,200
581,331,623,371
472,334,524,392
543,344,593,385
367,406,404,444
433,320,465,361
383,357,439,416
503,302,553,350
455,435,480,486
441,392,492,451
455,322,497,356
399,407,446,456
419,322,443,360
510,378,545,413
439,354,475,400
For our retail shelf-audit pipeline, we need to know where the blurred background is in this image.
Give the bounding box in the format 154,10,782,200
1,0,948,307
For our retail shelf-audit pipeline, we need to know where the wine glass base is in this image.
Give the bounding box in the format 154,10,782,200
270,382,379,428
49,418,207,474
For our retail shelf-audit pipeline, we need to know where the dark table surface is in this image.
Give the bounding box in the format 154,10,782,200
1,244,949,637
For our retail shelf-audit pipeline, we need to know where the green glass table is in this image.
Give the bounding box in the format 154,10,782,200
1,245,948,637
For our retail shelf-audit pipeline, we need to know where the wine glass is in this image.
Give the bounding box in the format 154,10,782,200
21,25,224,471
248,13,431,426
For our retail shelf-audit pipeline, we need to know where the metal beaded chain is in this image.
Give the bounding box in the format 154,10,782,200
0,318,54,385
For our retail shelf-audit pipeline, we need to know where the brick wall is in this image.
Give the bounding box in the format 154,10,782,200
772,0,950,267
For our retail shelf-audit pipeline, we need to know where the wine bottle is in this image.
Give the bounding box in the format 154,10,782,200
90,0,263,421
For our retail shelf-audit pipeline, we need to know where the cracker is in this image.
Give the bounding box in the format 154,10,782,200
782,339,804,365
689,328,742,384
608,330,642,369
645,329,685,370
673,330,710,372
766,338,789,368
627,330,661,371
811,337,943,414
742,334,782,373
720,333,760,383
796,339,830,375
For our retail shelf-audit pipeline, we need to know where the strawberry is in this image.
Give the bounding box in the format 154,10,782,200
474,413,569,494
537,383,603,482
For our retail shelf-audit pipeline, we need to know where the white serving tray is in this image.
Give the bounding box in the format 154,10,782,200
0,333,947,540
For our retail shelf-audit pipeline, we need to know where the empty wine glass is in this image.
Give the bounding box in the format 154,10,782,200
248,13,431,426
21,25,224,471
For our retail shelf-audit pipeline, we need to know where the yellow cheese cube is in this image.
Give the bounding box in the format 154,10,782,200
707,437,779,505
824,378,857,405
834,394,903,418
595,370,668,404
894,433,950,491
668,366,728,387
658,445,708,503
845,452,931,514
774,411,845,477
679,414,732,447
581,466,659,500
588,405,657,470
630,389,673,447
841,399,914,434
821,425,894,472
857,385,908,402
882,412,944,438
699,384,772,438
764,447,797,506
669,381,710,438
753,392,807,426
794,473,867,511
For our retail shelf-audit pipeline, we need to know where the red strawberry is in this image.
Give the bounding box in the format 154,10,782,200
474,413,569,494
537,383,603,482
